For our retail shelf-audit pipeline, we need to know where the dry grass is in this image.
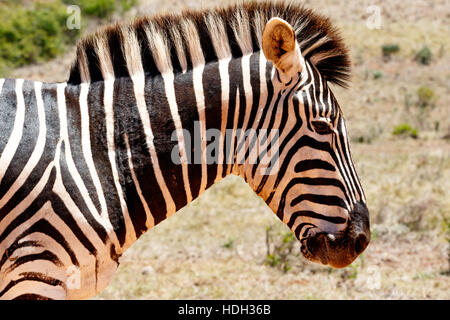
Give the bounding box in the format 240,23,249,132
9,0,450,299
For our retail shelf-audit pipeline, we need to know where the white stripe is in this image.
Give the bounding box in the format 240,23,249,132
79,84,108,220
56,83,121,242
339,118,366,203
162,72,192,203
131,73,176,215
243,52,269,182
78,83,120,249
0,79,4,93
123,133,154,228
306,63,320,118
227,87,240,175
329,145,354,210
250,64,280,183
0,81,46,209
215,58,231,182
103,79,136,247
0,79,25,185
325,88,332,118
318,72,325,116
192,65,208,194
335,119,359,204
234,54,253,166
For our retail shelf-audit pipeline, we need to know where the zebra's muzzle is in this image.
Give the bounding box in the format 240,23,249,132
301,202,370,268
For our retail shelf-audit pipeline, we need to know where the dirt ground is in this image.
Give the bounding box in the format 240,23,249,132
8,0,450,299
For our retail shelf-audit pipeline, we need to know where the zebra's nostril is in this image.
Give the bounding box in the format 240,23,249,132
354,233,368,255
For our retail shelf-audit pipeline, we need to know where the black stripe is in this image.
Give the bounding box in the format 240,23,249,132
290,193,347,209
0,241,42,271
193,15,217,64
292,177,347,195
85,46,103,83
203,61,222,187
118,79,166,226
289,210,347,224
294,159,336,172
249,62,275,179
1,272,63,298
12,293,52,300
113,78,146,238
262,134,332,197
23,219,79,267
135,22,160,76
0,79,17,156
86,81,126,245
49,193,98,256
6,250,62,273
293,222,315,239
107,28,130,80
241,53,261,161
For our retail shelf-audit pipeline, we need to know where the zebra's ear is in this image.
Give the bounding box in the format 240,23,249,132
262,18,302,79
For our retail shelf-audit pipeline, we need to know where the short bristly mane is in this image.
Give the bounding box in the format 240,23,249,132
68,1,351,87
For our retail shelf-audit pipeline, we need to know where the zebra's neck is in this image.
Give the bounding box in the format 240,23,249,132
76,50,274,251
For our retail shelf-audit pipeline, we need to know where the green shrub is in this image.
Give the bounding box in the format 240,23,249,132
416,86,436,108
222,238,235,249
265,226,297,273
373,70,383,79
414,46,432,65
64,0,137,18
381,44,399,60
392,123,418,139
0,1,80,73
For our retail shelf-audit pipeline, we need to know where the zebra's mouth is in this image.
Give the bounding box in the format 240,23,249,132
300,228,369,268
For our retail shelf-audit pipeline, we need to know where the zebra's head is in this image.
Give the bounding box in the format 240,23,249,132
261,18,370,268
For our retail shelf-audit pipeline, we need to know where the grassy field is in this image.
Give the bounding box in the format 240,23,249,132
8,0,450,299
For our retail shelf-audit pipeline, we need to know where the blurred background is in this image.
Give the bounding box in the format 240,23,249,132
0,0,448,299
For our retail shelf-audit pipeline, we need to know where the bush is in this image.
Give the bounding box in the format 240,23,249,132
381,44,399,60
373,70,383,79
392,123,418,139
64,0,137,18
416,86,436,108
414,46,432,65
0,0,138,75
0,1,80,73
265,226,297,273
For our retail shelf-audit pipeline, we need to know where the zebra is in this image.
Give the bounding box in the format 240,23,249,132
0,1,370,299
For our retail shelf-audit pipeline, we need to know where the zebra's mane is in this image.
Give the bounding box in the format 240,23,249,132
68,1,351,87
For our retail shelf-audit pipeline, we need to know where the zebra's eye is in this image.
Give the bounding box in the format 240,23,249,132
311,119,333,135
